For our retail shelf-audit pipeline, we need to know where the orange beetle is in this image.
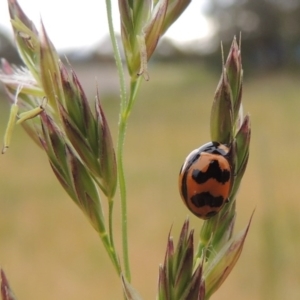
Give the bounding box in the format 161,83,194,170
179,142,232,219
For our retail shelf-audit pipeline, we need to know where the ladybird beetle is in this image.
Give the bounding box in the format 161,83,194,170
178,141,232,220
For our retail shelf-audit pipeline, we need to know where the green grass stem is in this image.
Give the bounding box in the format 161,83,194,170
105,0,131,281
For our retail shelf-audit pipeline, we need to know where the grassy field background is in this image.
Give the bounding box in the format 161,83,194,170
1,60,300,299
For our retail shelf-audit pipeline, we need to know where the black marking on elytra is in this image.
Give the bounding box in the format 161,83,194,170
192,160,230,184
191,192,224,208
205,211,218,218
180,152,201,201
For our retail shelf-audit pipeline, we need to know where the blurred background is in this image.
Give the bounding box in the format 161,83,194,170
1,0,300,299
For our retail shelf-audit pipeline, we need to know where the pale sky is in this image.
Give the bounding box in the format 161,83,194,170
0,0,212,51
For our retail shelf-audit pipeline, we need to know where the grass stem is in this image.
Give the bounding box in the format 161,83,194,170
105,0,131,281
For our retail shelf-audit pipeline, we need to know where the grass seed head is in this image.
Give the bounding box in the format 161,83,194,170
119,0,191,79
